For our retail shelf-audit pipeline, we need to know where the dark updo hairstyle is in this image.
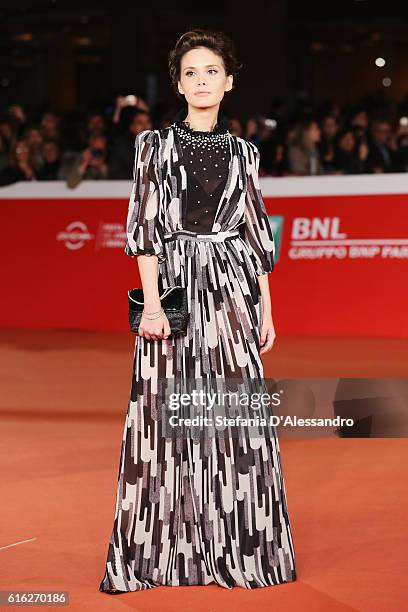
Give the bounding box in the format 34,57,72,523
168,28,243,101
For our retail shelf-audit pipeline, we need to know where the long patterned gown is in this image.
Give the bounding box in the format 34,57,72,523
99,114,297,592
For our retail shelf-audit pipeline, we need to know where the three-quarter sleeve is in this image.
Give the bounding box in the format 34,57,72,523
243,143,275,276
124,129,166,263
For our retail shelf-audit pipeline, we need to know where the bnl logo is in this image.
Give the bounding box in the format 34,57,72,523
268,215,283,263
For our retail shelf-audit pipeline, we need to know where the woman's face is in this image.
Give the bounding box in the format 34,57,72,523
25,128,43,148
246,118,258,137
229,117,242,136
42,141,60,163
0,121,13,140
351,111,368,129
41,112,59,132
306,122,321,144
177,46,233,110
322,116,338,138
339,131,355,152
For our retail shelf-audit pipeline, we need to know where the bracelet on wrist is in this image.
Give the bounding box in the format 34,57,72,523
142,308,164,320
143,307,163,315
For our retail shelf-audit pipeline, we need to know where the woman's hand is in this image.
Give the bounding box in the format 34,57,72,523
137,311,171,341
260,311,276,354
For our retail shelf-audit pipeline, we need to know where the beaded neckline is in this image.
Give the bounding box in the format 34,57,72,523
172,111,230,150
172,121,229,150
172,107,230,138
174,119,229,137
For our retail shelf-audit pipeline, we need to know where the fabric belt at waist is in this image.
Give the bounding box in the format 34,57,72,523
163,229,240,243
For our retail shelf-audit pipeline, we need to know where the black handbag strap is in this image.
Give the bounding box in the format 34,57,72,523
128,285,183,305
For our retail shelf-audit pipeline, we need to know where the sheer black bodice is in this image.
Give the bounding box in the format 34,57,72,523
172,118,231,233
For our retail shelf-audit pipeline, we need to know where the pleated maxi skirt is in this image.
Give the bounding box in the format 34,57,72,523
99,230,297,592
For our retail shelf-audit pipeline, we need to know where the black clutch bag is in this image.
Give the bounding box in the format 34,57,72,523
128,286,189,336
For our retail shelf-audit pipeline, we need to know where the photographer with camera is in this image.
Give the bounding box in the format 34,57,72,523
66,134,109,189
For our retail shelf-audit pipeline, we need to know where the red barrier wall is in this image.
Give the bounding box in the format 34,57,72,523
1,176,408,337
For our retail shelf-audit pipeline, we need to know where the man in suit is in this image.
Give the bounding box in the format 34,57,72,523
367,120,400,173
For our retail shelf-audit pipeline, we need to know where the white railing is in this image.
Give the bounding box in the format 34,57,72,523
1,173,408,199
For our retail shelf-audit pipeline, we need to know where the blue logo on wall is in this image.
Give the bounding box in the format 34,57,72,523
268,215,283,263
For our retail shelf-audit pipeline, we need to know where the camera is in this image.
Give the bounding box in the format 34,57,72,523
90,147,104,159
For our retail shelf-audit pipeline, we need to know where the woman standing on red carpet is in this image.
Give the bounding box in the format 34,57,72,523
99,28,297,593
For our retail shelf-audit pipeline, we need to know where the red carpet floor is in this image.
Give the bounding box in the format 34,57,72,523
1,328,407,611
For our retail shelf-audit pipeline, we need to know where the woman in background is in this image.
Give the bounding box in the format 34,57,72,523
287,118,324,176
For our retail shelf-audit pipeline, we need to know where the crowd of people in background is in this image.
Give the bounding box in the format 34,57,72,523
1,91,408,188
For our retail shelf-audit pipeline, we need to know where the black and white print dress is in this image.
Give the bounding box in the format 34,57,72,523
99,113,297,592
